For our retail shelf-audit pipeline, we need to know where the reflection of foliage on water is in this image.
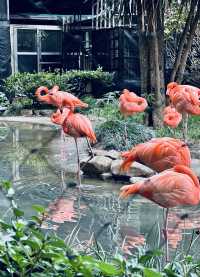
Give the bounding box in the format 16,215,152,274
0,124,10,141
7,143,51,176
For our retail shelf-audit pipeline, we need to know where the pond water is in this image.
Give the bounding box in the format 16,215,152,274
0,121,200,258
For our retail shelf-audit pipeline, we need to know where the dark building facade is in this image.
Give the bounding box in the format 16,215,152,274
1,0,140,89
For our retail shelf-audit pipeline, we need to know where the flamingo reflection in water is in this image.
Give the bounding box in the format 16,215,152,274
166,210,200,250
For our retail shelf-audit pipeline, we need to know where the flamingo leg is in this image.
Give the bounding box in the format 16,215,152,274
61,170,66,192
74,138,82,188
124,117,128,147
182,113,188,142
163,208,169,262
60,128,66,192
86,137,94,158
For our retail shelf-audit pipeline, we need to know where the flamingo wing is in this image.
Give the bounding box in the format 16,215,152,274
67,113,96,143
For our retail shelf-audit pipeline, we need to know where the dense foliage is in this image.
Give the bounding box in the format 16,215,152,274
95,119,155,151
2,69,114,108
0,92,9,111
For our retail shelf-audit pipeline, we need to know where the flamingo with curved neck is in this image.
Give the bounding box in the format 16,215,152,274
35,85,88,110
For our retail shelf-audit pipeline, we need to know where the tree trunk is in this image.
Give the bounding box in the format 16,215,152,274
176,0,200,83
147,1,164,128
137,0,151,125
170,0,198,82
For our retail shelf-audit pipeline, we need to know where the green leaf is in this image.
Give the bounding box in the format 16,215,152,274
97,261,121,276
143,268,162,277
13,208,24,217
32,205,45,214
25,239,41,251
31,216,42,224
1,181,12,190
49,239,67,249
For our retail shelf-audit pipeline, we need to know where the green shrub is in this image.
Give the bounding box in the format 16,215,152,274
0,92,9,111
2,68,114,107
95,119,155,151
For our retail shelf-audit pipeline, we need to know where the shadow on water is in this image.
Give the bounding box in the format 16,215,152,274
0,121,200,257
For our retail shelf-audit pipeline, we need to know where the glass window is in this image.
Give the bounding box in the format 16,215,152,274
18,55,37,73
41,30,62,52
17,29,37,52
41,64,61,72
40,55,61,63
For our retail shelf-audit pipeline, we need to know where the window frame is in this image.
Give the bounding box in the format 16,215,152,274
10,24,62,73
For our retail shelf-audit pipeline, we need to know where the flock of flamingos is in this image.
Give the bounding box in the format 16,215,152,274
35,81,200,259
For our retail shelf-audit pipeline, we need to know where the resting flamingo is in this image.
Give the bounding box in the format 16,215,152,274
163,106,182,128
120,165,200,260
119,89,148,144
35,85,88,111
52,108,96,187
166,82,200,141
119,89,148,116
121,137,191,173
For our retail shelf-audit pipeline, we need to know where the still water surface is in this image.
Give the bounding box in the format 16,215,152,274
0,121,200,257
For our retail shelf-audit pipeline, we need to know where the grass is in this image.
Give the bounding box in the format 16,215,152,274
82,94,200,143
156,115,200,141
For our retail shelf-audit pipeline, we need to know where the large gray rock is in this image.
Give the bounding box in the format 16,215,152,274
93,149,120,160
81,156,112,176
100,172,113,181
111,159,154,178
191,159,200,179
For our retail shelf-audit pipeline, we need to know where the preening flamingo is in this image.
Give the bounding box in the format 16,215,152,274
52,108,96,187
163,106,182,128
35,85,88,110
120,165,200,260
166,82,200,141
121,137,191,173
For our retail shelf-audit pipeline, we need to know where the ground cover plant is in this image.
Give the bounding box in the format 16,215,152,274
0,181,200,276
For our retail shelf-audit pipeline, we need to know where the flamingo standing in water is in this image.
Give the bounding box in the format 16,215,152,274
119,89,148,144
166,82,200,141
52,108,96,187
36,85,89,157
120,165,200,260
121,137,191,173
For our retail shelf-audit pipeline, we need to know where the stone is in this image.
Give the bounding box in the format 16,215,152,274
191,159,200,179
39,110,53,116
100,172,113,181
111,159,154,178
129,177,147,183
93,149,120,160
81,156,112,176
21,109,33,116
